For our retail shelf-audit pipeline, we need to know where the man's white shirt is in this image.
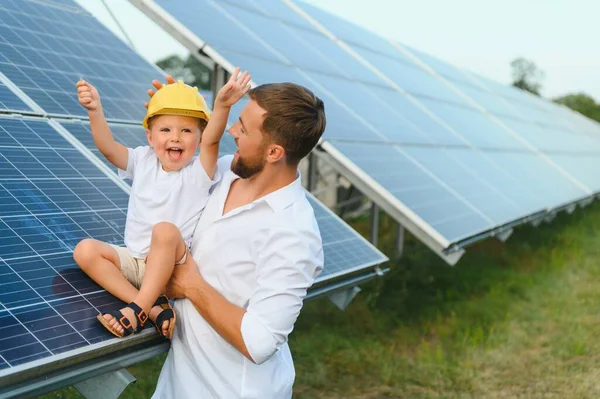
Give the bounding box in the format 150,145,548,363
119,146,217,258
152,155,324,399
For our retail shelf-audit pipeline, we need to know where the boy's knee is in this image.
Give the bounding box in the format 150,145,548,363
73,238,96,267
151,222,180,244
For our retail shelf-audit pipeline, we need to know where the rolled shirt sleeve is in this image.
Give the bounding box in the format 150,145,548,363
240,225,324,365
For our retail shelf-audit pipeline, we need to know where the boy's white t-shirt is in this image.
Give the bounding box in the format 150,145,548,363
118,146,219,258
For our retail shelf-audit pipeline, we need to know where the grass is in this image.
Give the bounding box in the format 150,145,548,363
40,201,600,398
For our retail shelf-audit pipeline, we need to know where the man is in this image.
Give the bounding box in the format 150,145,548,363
147,76,327,398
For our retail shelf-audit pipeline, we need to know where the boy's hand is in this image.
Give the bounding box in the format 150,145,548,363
215,67,251,108
76,80,100,111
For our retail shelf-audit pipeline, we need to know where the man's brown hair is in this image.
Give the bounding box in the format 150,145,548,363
249,82,326,165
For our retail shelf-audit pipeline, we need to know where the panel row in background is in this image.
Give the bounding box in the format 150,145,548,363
0,115,386,372
134,0,599,247
286,0,600,152
327,140,598,244
145,0,521,150
0,0,162,122
148,0,600,156
403,44,600,140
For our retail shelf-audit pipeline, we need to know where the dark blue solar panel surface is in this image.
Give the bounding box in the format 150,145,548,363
0,116,133,369
0,0,162,122
0,80,32,112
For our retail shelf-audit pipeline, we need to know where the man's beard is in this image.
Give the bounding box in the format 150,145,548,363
231,153,265,179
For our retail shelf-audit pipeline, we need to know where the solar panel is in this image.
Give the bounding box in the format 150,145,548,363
0,115,136,369
135,0,597,257
0,79,33,113
0,0,162,122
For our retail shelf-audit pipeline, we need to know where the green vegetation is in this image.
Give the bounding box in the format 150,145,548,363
156,54,212,91
40,201,600,398
554,93,600,123
511,57,544,96
510,57,600,122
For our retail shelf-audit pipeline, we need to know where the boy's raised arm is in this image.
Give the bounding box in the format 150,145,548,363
76,80,129,171
200,67,251,179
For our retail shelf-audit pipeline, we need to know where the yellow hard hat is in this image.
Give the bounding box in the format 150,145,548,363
142,80,211,129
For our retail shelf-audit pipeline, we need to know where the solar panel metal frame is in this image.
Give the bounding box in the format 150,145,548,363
0,71,44,116
127,0,600,264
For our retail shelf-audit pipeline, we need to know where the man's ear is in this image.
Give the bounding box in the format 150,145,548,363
266,144,285,164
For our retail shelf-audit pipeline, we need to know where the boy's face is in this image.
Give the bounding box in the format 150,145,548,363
146,114,203,172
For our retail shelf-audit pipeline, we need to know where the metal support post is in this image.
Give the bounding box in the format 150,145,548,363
328,286,361,311
395,224,405,259
370,202,380,247
211,65,227,109
307,152,318,193
74,368,136,399
495,228,513,242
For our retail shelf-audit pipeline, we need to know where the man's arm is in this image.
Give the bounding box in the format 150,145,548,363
178,272,253,360
166,226,323,364
200,67,251,179
76,80,128,170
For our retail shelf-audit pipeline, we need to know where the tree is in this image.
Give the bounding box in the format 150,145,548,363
156,54,212,91
554,93,600,123
510,57,544,96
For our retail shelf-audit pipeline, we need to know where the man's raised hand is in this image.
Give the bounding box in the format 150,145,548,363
215,67,252,108
76,80,100,111
144,74,176,108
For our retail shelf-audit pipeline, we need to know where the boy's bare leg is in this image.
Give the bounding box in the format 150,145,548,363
118,222,186,336
73,238,139,303
74,239,142,334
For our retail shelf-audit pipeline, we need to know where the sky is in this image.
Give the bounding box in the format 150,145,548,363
76,0,600,101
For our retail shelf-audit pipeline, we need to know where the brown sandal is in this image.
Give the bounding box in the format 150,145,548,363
153,295,176,339
97,302,148,338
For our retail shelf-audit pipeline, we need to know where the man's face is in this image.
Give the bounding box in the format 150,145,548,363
146,114,202,172
228,100,268,179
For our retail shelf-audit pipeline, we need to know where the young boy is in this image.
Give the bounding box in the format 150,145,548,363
73,68,251,339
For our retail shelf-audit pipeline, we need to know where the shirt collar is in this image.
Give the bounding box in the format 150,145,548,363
261,172,304,212
223,170,305,213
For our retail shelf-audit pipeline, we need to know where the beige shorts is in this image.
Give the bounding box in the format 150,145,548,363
110,245,188,289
